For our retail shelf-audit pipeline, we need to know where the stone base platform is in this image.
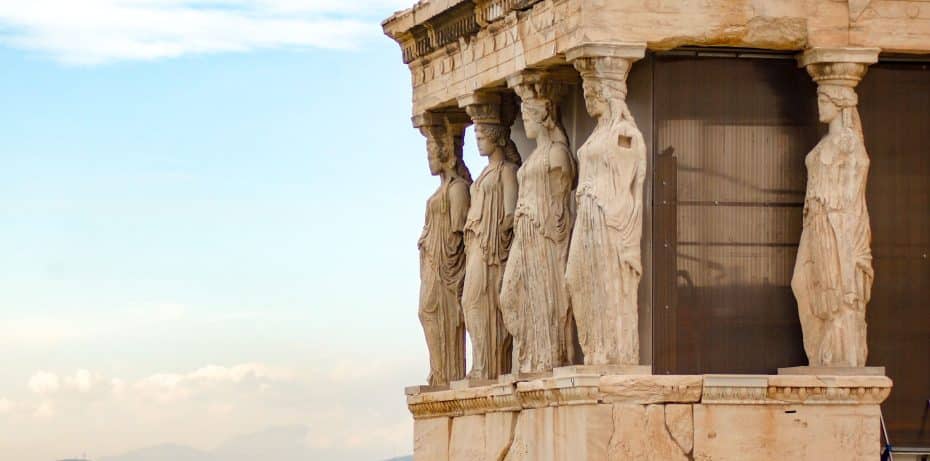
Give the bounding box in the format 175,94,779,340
406,373,893,461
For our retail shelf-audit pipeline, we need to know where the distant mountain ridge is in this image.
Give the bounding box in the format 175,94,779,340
93,426,412,461
98,448,411,461
99,445,412,461
92,425,412,461
99,443,216,461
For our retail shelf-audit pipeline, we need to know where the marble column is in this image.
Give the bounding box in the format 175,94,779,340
414,111,473,386
565,43,648,367
501,70,577,374
791,48,880,369
457,91,520,380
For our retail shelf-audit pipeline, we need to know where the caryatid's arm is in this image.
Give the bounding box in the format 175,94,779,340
502,164,518,231
449,180,471,234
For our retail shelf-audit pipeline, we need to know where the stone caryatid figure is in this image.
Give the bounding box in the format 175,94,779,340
415,113,473,386
792,48,879,368
501,71,577,374
566,44,648,366
458,92,521,380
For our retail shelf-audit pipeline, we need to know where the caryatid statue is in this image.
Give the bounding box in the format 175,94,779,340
501,70,577,374
566,44,647,366
792,48,879,368
415,112,473,385
458,91,521,380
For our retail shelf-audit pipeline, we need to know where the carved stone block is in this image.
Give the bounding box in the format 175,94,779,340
693,404,883,460
415,417,452,461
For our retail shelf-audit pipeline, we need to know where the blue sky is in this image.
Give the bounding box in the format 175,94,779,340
0,1,476,460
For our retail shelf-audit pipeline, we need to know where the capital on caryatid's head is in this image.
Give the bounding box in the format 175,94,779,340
567,42,646,120
798,47,881,89
798,47,880,129
458,91,504,125
506,70,572,106
412,111,471,144
565,42,647,79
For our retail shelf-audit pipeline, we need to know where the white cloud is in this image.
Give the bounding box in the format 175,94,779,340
28,369,102,395
111,378,128,397
2,358,420,461
133,362,292,402
187,363,291,382
28,371,61,394
0,0,412,64
33,400,55,418
64,369,96,393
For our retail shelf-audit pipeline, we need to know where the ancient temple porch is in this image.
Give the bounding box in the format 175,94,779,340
384,1,930,459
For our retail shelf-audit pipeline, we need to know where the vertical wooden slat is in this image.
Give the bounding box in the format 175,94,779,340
652,56,815,375
859,62,930,447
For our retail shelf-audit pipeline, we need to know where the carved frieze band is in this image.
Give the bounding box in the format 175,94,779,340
701,375,892,405
407,374,892,419
397,0,543,63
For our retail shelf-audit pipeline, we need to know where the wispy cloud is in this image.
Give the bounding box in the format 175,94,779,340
0,0,411,64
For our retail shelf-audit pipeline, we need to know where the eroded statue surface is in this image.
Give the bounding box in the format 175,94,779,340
418,119,472,385
567,53,646,366
500,72,577,373
792,62,875,368
461,95,520,379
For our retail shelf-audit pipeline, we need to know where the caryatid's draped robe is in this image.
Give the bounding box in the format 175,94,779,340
418,142,470,386
501,79,577,373
462,155,518,379
566,61,646,366
792,84,874,367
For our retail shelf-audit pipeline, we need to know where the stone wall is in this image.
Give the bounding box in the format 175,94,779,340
408,373,893,461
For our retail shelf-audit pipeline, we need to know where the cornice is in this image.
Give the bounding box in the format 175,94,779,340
383,0,544,64
406,374,894,419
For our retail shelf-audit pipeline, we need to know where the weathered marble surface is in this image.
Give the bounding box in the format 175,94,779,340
406,373,891,418
500,70,577,374
414,416,451,461
460,92,520,380
408,373,892,460
417,114,472,386
566,43,647,367
693,404,883,460
792,48,879,368
384,1,930,115
449,413,518,461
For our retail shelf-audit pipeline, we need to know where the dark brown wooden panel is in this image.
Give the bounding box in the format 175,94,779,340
652,55,817,375
651,55,930,447
859,62,930,447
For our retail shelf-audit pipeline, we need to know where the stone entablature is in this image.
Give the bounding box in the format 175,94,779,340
383,0,540,64
383,0,930,116
406,373,893,419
